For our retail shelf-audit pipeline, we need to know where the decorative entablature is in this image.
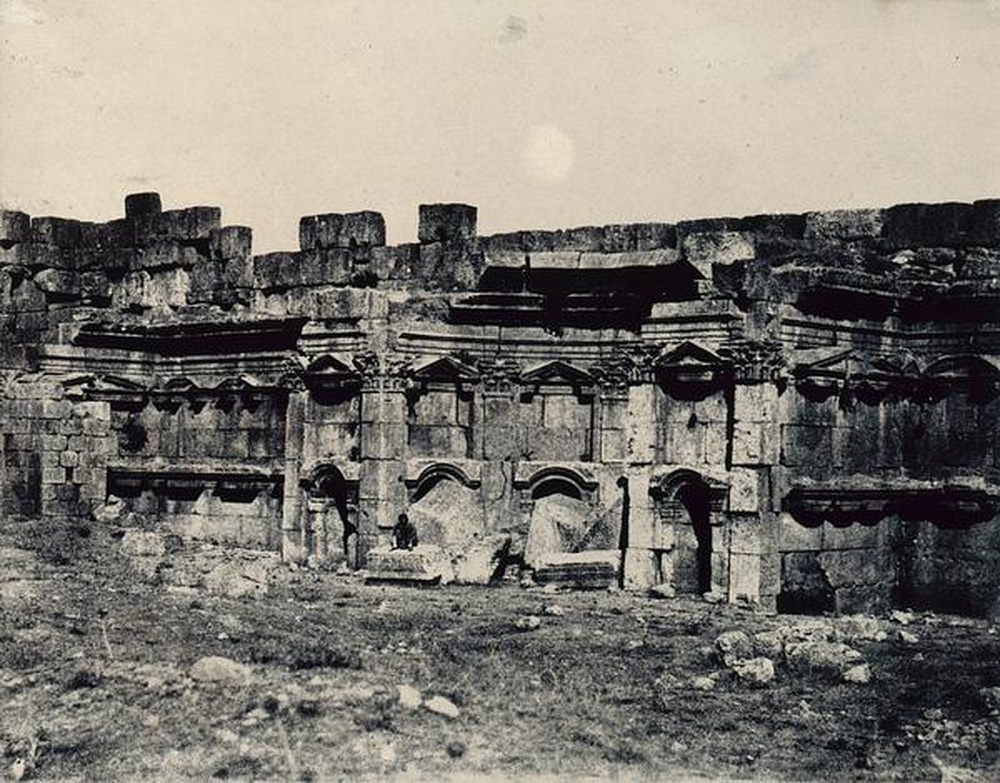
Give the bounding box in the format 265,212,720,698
783,482,1000,528
351,349,412,391
792,349,1000,405
718,338,786,383
62,372,288,412
477,357,521,395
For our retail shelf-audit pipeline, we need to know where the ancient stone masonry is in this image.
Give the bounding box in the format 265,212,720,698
2,194,1000,613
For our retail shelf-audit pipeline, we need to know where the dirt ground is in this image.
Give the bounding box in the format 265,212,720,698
1,517,999,782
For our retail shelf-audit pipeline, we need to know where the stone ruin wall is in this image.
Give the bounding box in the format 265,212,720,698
2,192,999,614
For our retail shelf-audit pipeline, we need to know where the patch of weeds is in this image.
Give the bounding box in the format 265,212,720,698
212,754,264,779
65,668,102,690
246,635,362,671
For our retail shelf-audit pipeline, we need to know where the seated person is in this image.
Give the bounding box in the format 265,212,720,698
392,512,419,551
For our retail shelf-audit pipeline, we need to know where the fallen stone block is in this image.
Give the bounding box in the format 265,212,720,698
365,544,454,585
532,550,620,590
452,533,511,585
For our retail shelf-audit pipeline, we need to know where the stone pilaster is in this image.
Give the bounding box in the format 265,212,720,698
355,351,410,560
280,384,307,562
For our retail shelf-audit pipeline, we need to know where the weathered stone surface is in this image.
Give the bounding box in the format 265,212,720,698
299,211,386,250
209,226,253,260
784,641,864,677
203,558,272,599
532,550,620,590
842,663,872,684
120,530,170,557
731,656,775,687
125,192,162,219
881,202,972,248
524,493,592,568
715,630,754,667
398,684,422,710
365,544,454,584
423,695,460,719
452,533,511,585
418,204,477,243
0,211,31,245
681,231,755,277
803,209,883,241
189,655,250,685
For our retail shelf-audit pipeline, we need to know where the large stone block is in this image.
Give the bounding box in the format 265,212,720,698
803,209,883,241
739,212,807,240
881,202,972,248
30,217,82,247
299,211,386,250
970,199,1000,246
135,207,221,245
124,192,162,219
681,231,755,278
298,249,353,287
33,268,81,299
135,242,201,270
418,203,477,244
0,210,30,246
209,226,253,260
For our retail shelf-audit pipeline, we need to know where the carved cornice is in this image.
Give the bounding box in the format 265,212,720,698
719,338,786,383
793,350,1000,405
352,350,413,391
783,484,1000,528
477,357,521,394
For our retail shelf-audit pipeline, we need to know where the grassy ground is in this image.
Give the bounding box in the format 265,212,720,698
1,517,999,781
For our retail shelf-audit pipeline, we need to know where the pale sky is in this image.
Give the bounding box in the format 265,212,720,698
2,0,999,252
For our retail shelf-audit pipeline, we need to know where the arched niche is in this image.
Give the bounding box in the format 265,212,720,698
649,469,729,595
301,463,359,566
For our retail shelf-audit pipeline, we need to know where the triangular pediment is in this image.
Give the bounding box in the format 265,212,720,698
520,360,594,385
654,341,724,370
161,376,200,392
792,348,855,378
411,355,480,382
923,353,1000,379
95,374,148,392
305,353,357,376
214,374,264,391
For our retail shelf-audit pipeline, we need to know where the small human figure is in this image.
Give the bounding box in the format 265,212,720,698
392,512,418,551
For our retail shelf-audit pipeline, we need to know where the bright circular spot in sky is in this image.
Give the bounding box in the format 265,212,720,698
521,124,575,183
